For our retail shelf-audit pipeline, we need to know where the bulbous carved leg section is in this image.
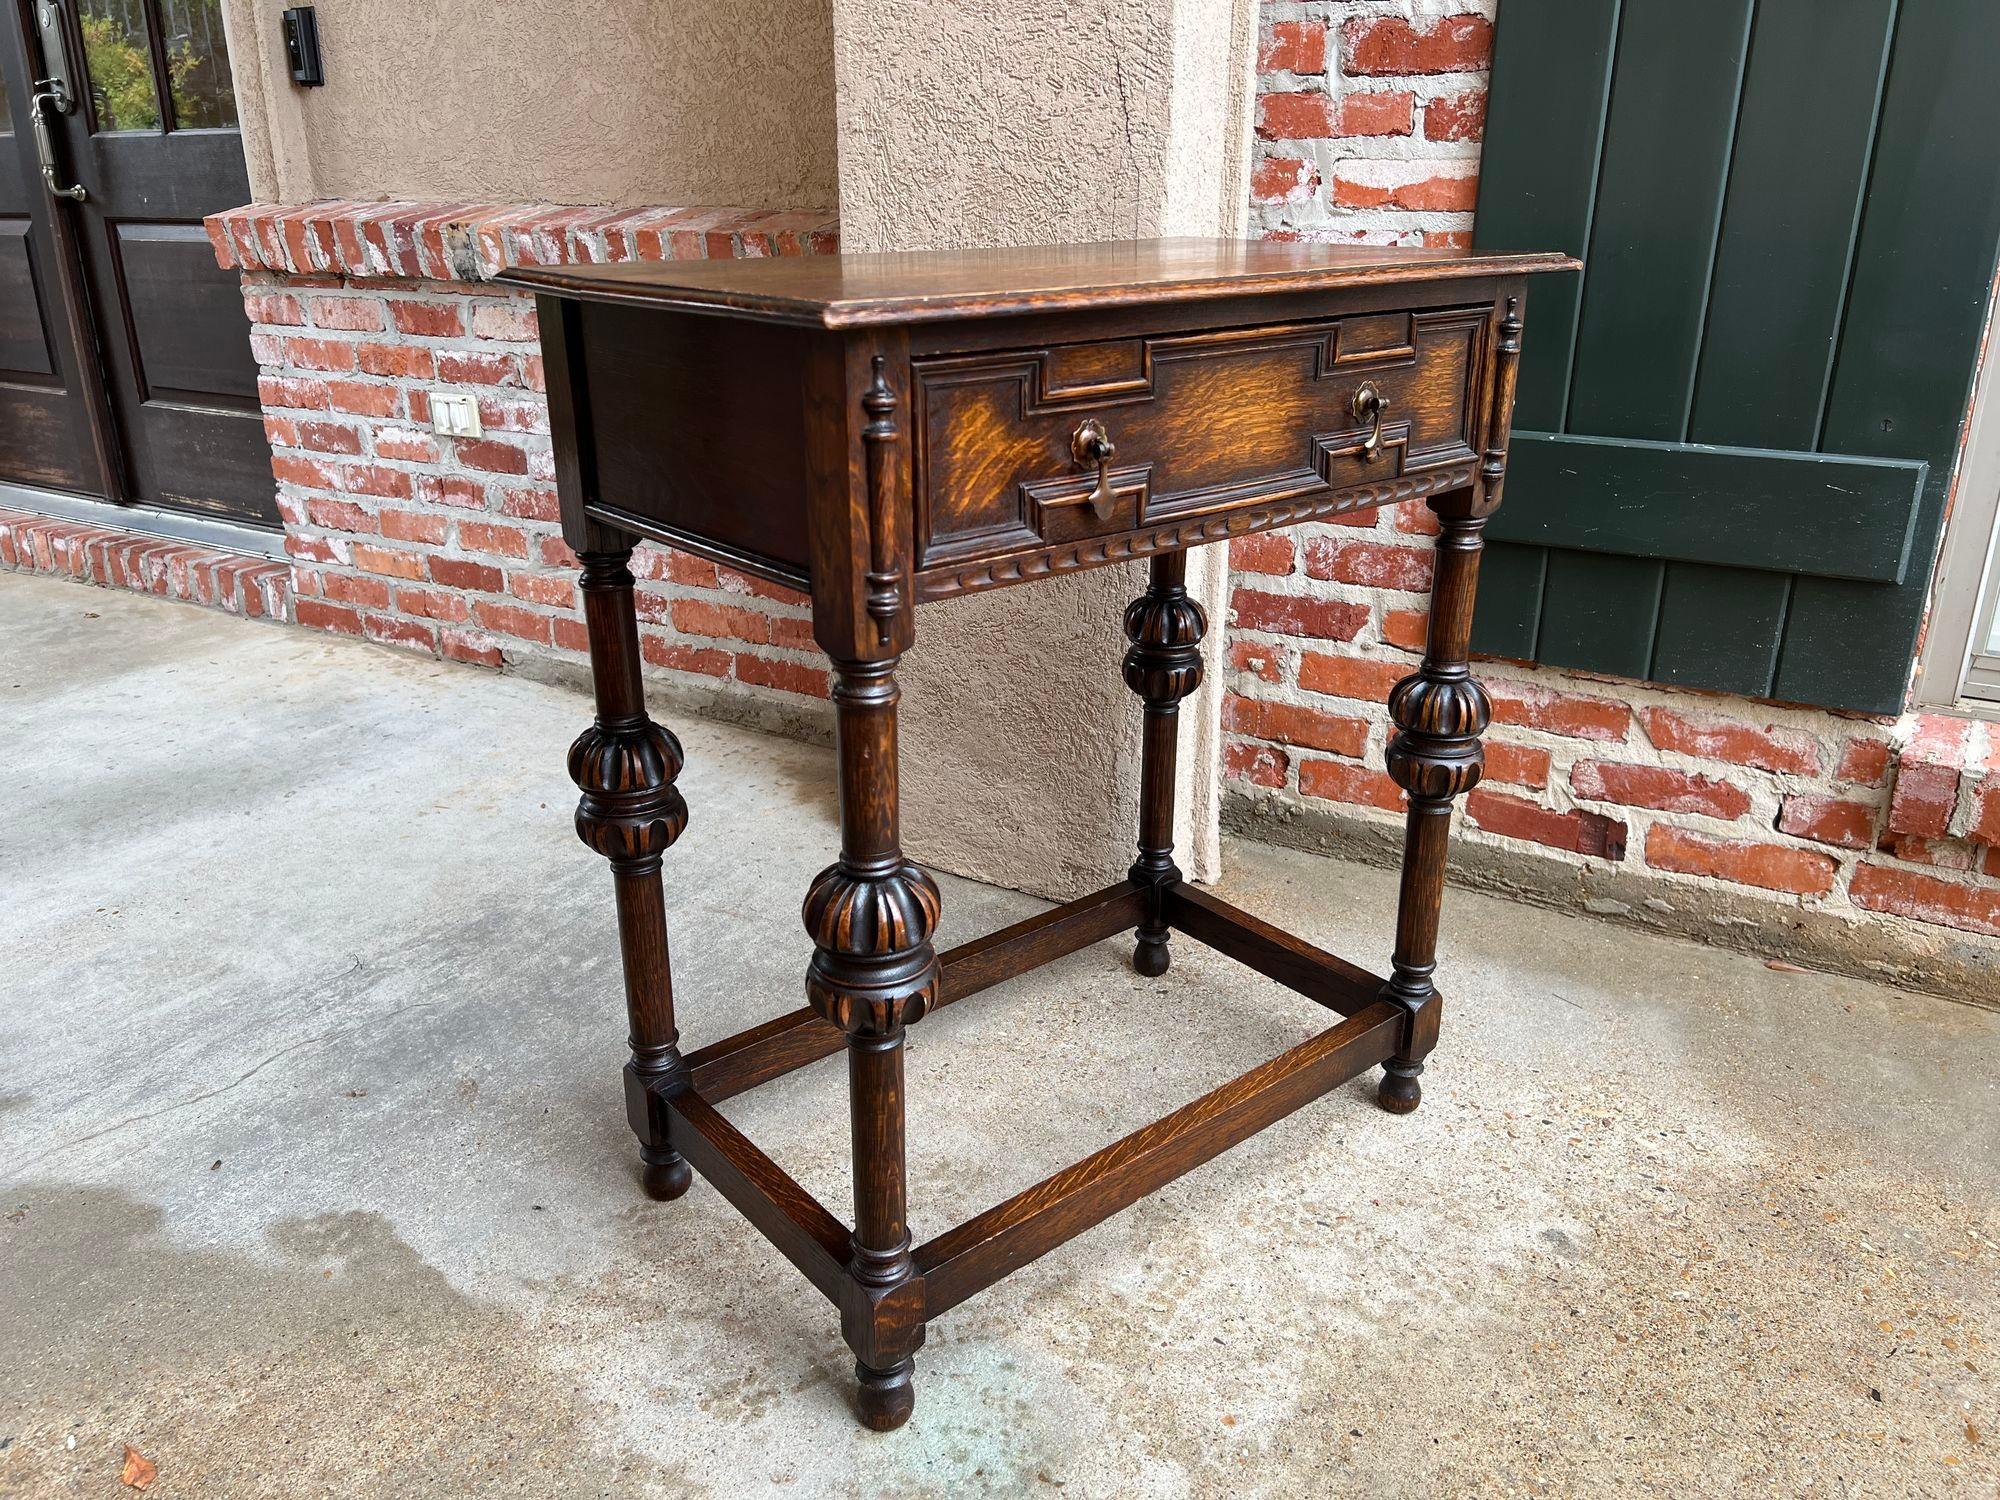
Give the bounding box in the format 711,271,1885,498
1122,551,1207,976
803,860,943,1035
1120,583,1208,702
1383,671,1491,802
573,547,694,1198
854,1357,916,1431
569,719,688,859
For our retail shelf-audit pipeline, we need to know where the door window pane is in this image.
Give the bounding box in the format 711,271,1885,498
161,0,235,128
80,0,162,132
0,66,11,134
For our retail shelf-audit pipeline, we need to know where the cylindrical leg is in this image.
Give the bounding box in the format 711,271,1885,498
1122,550,1207,976
803,657,938,1432
848,1033,911,1284
1379,503,1490,1113
847,1031,915,1430
570,547,693,1199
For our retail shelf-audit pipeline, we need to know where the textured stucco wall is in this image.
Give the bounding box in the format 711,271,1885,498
219,0,838,207
835,1,1252,250
833,0,1259,898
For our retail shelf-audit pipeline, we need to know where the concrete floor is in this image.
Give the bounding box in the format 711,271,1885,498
1,570,1996,1500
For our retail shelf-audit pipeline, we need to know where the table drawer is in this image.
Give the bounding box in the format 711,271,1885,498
911,306,1489,572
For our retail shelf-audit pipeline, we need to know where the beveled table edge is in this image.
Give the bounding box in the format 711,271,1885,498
500,246,1581,329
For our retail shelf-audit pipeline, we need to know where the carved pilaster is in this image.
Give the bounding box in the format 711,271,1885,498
1122,549,1207,976
861,355,904,650
1479,296,1524,514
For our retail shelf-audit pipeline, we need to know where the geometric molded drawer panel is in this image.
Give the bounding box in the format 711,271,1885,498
913,306,1486,571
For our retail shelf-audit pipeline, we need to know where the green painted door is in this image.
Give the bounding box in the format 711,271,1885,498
1471,0,2000,715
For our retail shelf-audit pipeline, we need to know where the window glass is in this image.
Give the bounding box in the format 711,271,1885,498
0,66,11,134
1981,514,2000,656
79,0,162,131
160,0,236,128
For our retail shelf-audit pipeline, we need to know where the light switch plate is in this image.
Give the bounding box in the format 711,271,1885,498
430,391,481,438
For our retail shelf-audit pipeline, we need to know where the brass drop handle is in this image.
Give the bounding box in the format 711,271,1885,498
1353,381,1390,463
1070,418,1118,521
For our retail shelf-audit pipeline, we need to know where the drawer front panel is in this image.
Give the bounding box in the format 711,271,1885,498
912,307,1487,569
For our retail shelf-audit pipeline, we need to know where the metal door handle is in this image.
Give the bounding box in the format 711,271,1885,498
31,86,86,203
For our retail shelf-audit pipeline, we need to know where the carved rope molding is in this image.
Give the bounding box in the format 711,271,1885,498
913,462,1480,602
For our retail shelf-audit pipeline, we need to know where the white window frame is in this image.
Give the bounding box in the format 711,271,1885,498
1915,284,2000,719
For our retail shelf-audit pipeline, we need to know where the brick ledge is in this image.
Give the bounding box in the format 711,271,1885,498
206,200,840,283
0,507,293,620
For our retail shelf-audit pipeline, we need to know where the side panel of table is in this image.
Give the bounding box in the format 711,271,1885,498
538,293,821,589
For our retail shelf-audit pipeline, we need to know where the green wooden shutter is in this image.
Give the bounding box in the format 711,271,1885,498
1470,0,2000,715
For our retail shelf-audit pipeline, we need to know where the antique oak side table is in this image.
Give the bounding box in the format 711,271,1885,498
504,239,1574,1430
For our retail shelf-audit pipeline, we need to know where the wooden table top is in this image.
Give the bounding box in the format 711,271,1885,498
502,236,1579,329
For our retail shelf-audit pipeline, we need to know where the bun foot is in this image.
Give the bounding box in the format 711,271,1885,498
1377,1060,1423,1115
640,1147,693,1201
1132,932,1171,977
853,1358,915,1431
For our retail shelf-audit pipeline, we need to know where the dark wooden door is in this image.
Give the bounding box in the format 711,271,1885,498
1471,0,2000,716
0,2,110,493
0,0,272,525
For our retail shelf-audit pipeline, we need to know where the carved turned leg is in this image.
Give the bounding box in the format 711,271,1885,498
571,548,694,1199
1378,500,1489,1112
1123,549,1208,977
1377,296,1520,1113
804,656,939,1431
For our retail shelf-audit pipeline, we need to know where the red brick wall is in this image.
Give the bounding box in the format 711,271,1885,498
1252,6,1490,246
210,202,839,713
1238,2,2000,955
